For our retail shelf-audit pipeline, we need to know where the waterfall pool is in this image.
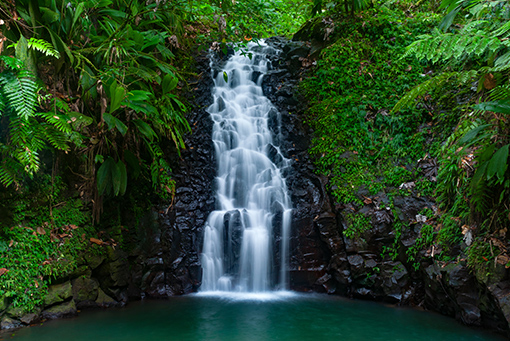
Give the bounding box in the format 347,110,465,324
6,293,505,340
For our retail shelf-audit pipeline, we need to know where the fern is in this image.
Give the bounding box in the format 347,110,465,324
0,155,22,187
0,69,38,120
403,23,506,65
392,71,478,112
8,38,60,59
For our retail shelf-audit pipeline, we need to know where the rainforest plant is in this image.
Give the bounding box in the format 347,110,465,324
0,36,72,188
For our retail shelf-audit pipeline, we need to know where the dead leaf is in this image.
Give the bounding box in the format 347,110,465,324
496,254,510,265
90,237,104,246
0,268,8,276
8,240,13,247
37,226,46,235
483,73,496,90
69,224,79,230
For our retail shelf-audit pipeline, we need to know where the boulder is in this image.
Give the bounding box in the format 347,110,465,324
5,305,24,319
20,313,40,325
72,277,99,303
1,316,21,330
44,281,72,306
96,288,118,308
42,300,77,319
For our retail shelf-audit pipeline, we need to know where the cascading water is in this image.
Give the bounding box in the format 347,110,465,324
200,41,292,293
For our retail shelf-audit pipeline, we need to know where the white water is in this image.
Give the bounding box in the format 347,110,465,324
200,41,292,293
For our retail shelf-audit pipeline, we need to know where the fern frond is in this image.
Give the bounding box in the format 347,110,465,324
37,122,70,151
8,116,40,175
0,70,38,120
0,155,22,187
403,20,507,64
392,71,478,113
36,112,73,135
0,56,23,70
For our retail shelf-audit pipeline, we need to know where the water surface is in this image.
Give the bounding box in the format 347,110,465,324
7,293,504,341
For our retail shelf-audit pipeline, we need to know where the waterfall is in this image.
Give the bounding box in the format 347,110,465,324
200,41,292,293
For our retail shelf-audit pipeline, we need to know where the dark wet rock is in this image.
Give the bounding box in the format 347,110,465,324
45,281,73,307
1,316,21,330
5,306,24,319
84,253,105,270
0,296,7,312
42,300,77,320
72,277,99,305
20,313,40,325
96,288,118,308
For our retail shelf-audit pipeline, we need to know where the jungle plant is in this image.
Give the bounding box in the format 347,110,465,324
0,36,73,188
393,0,510,233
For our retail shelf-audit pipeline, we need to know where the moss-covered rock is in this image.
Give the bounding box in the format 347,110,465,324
44,281,72,307
5,305,24,319
41,300,77,320
0,316,21,330
96,288,117,308
72,277,99,302
0,296,7,312
20,312,40,325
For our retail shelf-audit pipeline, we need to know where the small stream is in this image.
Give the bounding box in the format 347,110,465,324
7,294,504,340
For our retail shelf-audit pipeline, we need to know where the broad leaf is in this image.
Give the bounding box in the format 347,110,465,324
162,73,178,94
117,160,128,195
109,82,126,114
97,157,115,195
487,144,509,180
133,119,156,140
124,150,141,178
473,100,510,114
458,124,491,145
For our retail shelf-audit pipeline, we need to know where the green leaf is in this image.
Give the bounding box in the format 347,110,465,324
97,157,115,195
133,119,156,141
103,113,127,135
473,100,510,114
126,90,151,102
109,81,125,114
71,2,85,33
458,124,491,145
162,73,178,94
223,71,228,83
124,150,141,178
111,160,125,196
114,117,128,136
117,160,128,196
103,112,116,130
487,144,509,180
15,36,29,65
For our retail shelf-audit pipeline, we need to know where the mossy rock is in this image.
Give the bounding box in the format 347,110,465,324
72,277,99,302
69,265,92,278
6,305,24,319
0,296,7,312
84,253,105,270
41,300,77,320
0,316,21,330
96,287,117,307
20,312,40,325
44,281,72,307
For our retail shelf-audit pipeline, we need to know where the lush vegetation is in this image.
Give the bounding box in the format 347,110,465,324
0,0,314,316
0,0,509,318
301,0,510,281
